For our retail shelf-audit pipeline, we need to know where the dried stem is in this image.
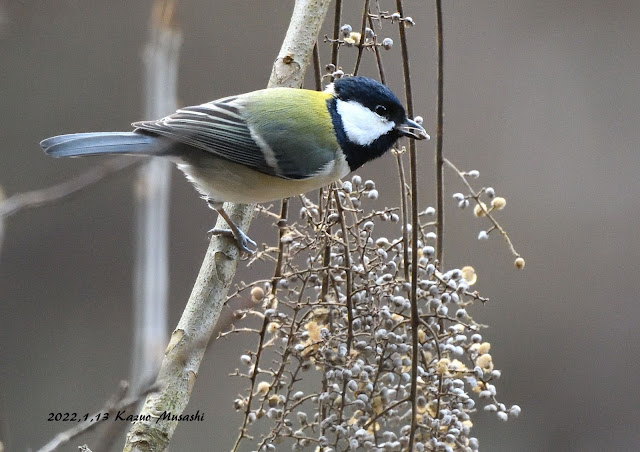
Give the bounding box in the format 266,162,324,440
331,188,355,447
333,189,354,352
368,14,387,84
352,0,371,76
434,0,444,268
330,0,342,69
444,158,521,258
433,0,447,429
394,0,420,450
313,43,323,91
232,199,290,451
395,151,410,281
231,305,271,449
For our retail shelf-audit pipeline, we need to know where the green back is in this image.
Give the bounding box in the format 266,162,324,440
240,88,340,179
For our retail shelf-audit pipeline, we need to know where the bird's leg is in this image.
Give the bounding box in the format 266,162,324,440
206,199,256,254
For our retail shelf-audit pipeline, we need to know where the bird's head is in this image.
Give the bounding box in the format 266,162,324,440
326,76,429,171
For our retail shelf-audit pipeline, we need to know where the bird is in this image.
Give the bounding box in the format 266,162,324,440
40,76,429,253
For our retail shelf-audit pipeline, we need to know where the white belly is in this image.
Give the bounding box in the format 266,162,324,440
175,153,350,204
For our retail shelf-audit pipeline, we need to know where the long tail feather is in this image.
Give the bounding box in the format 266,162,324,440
40,132,165,158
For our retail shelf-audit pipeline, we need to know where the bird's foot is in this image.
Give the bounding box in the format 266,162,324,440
207,227,257,255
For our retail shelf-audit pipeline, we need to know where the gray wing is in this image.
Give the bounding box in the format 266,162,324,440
133,96,277,177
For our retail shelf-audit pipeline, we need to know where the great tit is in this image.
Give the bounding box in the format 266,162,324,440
41,76,429,252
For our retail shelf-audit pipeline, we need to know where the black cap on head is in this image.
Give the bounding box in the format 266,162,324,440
332,76,407,125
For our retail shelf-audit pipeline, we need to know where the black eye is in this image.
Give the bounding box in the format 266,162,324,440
375,105,387,117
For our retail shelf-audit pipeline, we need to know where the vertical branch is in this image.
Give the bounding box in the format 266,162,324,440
395,153,410,281
232,200,289,452
368,15,387,84
313,43,323,91
394,0,419,449
369,18,404,294
352,0,371,76
268,0,332,89
330,0,342,69
131,0,182,397
122,1,331,451
433,0,447,426
332,190,353,352
332,188,355,448
434,0,444,268
313,49,327,432
273,199,290,283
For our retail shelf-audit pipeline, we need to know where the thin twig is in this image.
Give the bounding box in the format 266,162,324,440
0,158,138,218
368,14,387,84
330,0,342,70
352,0,371,76
433,0,447,429
394,0,420,450
332,190,354,352
434,0,444,268
232,199,289,451
364,397,412,431
36,382,157,452
444,158,521,257
313,42,323,91
395,150,410,281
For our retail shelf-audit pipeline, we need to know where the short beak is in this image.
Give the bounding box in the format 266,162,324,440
396,118,430,140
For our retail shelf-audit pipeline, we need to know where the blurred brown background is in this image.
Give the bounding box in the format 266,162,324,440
1,0,639,450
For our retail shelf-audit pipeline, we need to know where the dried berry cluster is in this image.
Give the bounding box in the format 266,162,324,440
223,175,518,451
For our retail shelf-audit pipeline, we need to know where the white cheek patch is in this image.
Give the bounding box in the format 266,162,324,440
336,99,395,146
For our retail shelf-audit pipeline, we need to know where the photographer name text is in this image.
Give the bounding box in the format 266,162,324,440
47,410,204,423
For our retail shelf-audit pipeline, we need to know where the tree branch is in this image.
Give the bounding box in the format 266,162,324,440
0,158,137,219
0,156,137,261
